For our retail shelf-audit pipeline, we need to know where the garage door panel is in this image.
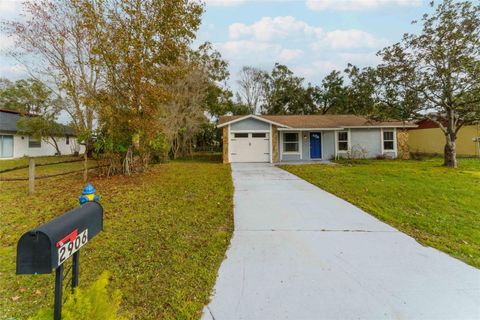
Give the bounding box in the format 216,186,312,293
231,132,270,163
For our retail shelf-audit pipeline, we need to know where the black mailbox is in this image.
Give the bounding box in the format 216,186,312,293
17,202,103,274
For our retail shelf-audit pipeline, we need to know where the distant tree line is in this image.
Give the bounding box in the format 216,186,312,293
232,0,479,168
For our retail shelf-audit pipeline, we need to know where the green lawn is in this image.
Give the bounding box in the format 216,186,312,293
0,156,233,319
281,158,480,268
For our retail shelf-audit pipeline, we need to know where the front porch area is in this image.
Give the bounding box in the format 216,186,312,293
277,130,337,162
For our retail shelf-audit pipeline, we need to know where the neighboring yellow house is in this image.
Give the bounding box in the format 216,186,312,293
408,119,480,157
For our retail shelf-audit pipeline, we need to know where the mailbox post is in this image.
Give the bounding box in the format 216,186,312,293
17,202,103,320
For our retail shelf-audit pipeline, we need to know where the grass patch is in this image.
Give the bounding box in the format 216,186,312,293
281,158,480,268
0,158,233,319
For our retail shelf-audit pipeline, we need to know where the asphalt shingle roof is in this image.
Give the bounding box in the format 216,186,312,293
218,114,416,129
0,109,21,133
0,109,75,136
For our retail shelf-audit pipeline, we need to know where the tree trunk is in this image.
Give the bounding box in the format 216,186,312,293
83,142,88,182
443,107,458,168
51,136,62,155
444,131,457,168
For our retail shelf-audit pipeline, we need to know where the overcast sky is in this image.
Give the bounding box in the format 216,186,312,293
0,0,434,90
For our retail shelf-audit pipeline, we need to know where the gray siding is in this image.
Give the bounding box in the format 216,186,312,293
281,153,302,162
230,118,270,131
384,151,396,158
302,132,310,160
350,128,382,158
322,131,335,160
277,131,336,161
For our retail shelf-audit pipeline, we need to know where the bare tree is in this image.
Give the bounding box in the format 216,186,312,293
163,68,208,159
237,66,265,114
3,0,104,180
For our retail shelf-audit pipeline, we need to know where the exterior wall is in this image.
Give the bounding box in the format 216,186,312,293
397,130,410,160
350,128,382,158
222,126,229,164
322,131,335,160
408,125,480,157
230,118,270,131
281,153,302,161
301,132,310,160
277,130,336,162
0,132,84,159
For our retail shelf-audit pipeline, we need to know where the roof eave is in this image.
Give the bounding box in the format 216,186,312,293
343,125,418,129
277,127,344,131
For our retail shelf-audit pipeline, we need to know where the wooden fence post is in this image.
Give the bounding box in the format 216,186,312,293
29,158,35,195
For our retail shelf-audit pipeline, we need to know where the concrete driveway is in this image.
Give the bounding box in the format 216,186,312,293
202,163,480,320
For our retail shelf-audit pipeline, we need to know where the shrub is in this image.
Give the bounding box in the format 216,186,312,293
149,133,169,163
29,272,125,320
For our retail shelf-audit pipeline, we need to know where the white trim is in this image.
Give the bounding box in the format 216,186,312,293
300,131,303,160
269,124,273,163
381,128,397,157
334,130,338,158
227,125,231,163
336,129,350,154
229,129,270,133
321,131,324,160
344,125,417,129
277,127,342,131
278,125,416,131
280,130,283,160
281,131,301,157
217,114,289,128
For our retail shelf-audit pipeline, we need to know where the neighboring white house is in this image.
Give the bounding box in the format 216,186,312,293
0,109,84,159
218,114,417,163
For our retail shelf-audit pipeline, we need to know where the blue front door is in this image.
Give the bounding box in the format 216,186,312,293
310,132,322,159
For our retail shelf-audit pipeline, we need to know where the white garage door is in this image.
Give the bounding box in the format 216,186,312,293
230,132,270,163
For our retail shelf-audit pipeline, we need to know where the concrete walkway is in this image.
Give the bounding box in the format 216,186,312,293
202,163,480,320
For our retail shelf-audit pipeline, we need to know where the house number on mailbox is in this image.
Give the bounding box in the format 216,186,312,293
58,229,88,265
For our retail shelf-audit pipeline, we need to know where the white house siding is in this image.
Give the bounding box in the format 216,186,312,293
0,132,84,159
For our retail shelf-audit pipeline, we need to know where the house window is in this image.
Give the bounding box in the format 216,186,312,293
337,131,349,151
383,130,395,151
283,132,299,153
234,133,248,138
29,137,41,148
66,136,70,145
252,133,266,138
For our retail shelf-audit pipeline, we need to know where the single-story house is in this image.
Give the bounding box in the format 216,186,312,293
408,119,480,157
0,109,84,159
218,114,417,163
